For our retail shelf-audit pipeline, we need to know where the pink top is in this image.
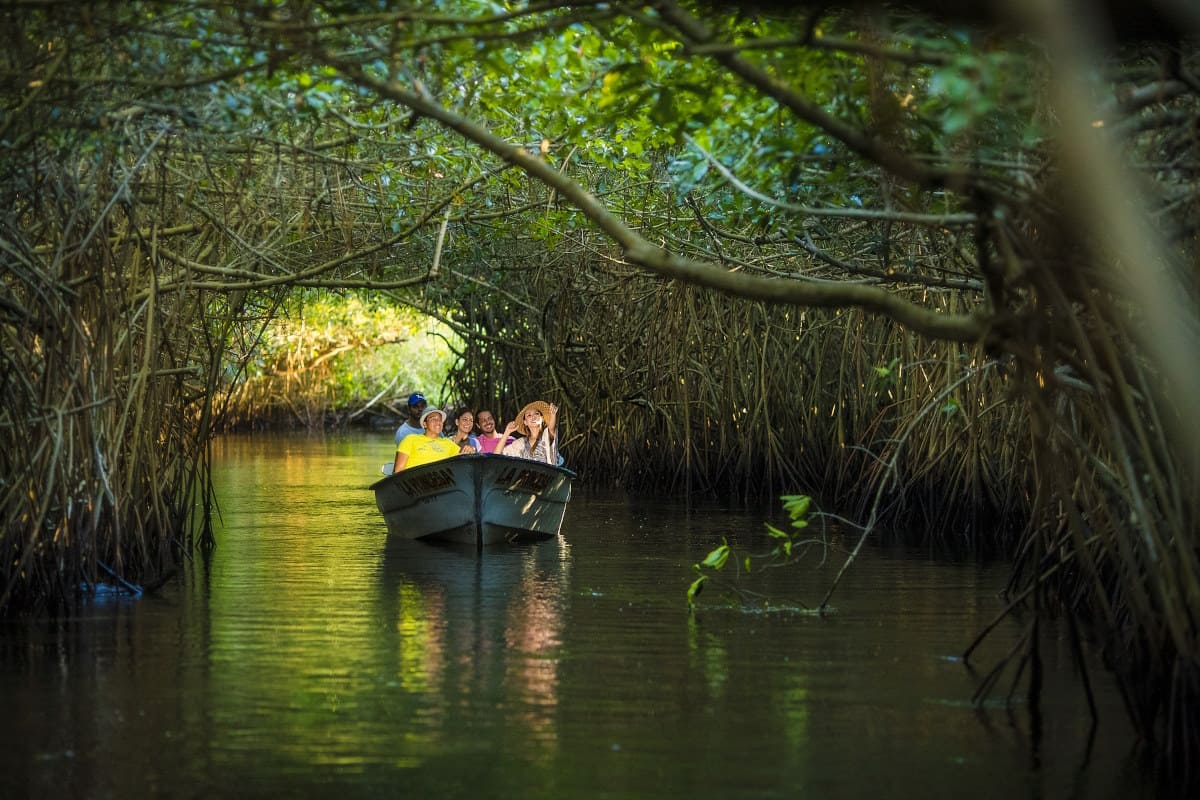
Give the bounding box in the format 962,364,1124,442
477,434,508,454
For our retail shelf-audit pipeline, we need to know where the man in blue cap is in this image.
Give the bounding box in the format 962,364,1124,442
394,392,428,444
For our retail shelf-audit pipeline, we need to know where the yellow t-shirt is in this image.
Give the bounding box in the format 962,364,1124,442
397,434,461,469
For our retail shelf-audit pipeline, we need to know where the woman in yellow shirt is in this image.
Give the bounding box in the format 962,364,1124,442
393,408,468,472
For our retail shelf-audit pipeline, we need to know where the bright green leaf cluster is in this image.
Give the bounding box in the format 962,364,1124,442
687,494,815,610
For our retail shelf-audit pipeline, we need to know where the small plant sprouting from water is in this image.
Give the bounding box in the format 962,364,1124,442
687,494,815,611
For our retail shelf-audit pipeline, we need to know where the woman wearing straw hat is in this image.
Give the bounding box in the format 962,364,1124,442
393,407,469,473
501,401,558,464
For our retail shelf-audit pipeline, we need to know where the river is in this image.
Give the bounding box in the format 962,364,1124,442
0,432,1162,798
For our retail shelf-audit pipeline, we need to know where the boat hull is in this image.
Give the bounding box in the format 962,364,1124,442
369,454,575,546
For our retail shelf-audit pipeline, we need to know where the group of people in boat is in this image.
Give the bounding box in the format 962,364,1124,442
391,392,559,473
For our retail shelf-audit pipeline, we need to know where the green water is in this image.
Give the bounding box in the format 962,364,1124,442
0,432,1162,798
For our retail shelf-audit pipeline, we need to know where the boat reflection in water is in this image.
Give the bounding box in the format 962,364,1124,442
370,454,575,548
375,536,572,758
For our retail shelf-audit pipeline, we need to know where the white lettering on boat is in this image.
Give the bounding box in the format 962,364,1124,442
401,468,456,497
494,467,551,493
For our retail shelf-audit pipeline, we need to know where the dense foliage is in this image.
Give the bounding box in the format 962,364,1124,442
221,293,462,429
2,0,1199,771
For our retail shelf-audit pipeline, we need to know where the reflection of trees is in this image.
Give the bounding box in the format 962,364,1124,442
503,541,573,755
394,582,447,697
375,539,449,762
377,538,569,760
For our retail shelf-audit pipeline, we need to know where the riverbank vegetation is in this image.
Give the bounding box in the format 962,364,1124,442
218,293,460,430
2,0,1197,770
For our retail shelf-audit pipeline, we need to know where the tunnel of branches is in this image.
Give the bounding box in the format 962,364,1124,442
1,0,1198,768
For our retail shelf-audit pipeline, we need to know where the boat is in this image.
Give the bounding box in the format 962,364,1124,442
369,453,575,547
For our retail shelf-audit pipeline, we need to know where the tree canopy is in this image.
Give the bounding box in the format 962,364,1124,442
2,0,1199,769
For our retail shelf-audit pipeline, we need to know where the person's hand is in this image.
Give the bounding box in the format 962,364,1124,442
503,421,518,436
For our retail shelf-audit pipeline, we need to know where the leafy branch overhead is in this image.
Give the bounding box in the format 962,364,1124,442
299,2,998,343
10,0,1159,349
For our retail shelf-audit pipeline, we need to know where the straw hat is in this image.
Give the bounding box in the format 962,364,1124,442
514,400,554,437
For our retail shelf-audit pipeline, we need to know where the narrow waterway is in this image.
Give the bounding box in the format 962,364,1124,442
0,432,1157,798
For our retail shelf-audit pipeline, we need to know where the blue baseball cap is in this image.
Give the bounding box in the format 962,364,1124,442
407,392,426,407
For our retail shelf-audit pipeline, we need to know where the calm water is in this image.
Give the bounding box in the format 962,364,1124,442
0,432,1161,799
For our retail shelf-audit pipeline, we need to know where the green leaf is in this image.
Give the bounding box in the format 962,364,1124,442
700,544,730,570
766,523,789,540
687,576,706,608
781,495,811,519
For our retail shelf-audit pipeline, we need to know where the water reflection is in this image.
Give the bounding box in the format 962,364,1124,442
0,433,1172,799
501,541,570,754
375,537,570,761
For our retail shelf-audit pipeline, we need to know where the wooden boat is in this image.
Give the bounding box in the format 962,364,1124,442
369,453,575,547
